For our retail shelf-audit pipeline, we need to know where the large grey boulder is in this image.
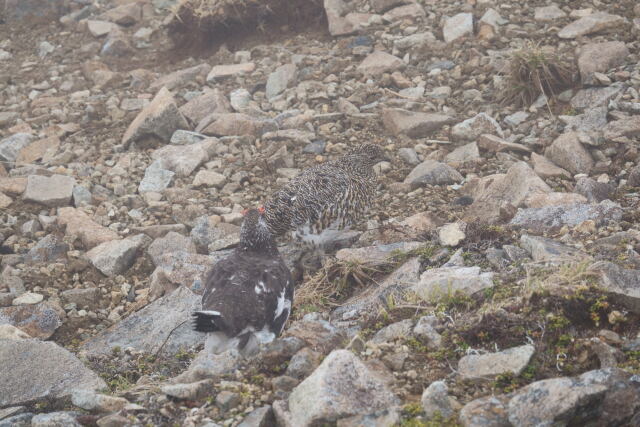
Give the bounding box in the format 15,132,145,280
460,368,640,427
458,345,535,380
80,286,204,357
0,339,105,407
285,350,399,426
589,261,640,313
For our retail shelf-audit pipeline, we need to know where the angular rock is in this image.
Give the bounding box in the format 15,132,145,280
286,350,399,426
451,113,503,142
508,375,605,426
357,51,403,76
80,286,204,357
121,87,189,148
571,85,623,109
0,324,31,340
336,241,422,266
445,142,480,166
404,160,462,188
0,339,105,407
465,162,551,224
558,12,626,39
578,42,629,85
100,28,133,57
0,176,27,195
443,13,473,43
206,63,256,82
324,0,373,36
575,177,615,202
602,115,640,142
190,216,240,253
24,233,69,264
193,170,227,188
0,133,34,163
545,132,594,175
87,20,114,37
370,319,413,344
383,3,424,22
199,113,273,138
458,345,535,380
560,106,608,132
525,192,588,208
534,5,566,21
370,0,409,13
150,140,211,177
61,288,100,310
147,232,197,266
150,251,228,298
382,109,452,138
520,235,584,263
84,235,146,277
284,319,346,355
180,88,231,126
421,381,458,419
23,174,75,207
266,64,297,99
438,222,466,247
0,302,62,339
150,63,210,91
413,316,442,349
57,207,119,249
478,134,530,154
286,348,323,380
238,406,275,427
31,412,82,427
99,3,141,26
161,379,213,400
531,152,571,179
459,395,510,427
138,162,174,193
412,266,494,302
510,200,622,231
71,391,128,413
589,262,640,313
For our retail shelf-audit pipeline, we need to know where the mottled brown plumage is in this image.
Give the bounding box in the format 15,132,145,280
263,144,387,248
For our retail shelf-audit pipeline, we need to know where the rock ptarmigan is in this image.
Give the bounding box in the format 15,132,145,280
192,208,294,355
263,144,387,251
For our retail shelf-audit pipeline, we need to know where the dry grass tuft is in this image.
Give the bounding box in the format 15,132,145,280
294,258,385,310
167,0,325,49
499,43,576,107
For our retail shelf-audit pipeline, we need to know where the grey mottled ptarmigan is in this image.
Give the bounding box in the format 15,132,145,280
263,144,387,251
192,208,293,355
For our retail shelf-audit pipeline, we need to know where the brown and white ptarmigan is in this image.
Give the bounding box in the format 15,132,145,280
192,208,293,354
263,144,387,253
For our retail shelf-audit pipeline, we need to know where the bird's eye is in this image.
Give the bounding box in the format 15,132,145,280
258,206,266,214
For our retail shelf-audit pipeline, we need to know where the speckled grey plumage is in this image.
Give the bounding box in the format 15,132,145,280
264,144,387,248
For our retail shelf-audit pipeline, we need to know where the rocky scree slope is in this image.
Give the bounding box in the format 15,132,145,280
1,0,640,426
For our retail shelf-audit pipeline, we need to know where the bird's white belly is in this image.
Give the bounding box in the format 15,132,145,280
294,220,349,248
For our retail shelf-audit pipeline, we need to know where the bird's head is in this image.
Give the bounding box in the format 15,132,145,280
239,207,276,253
351,144,390,166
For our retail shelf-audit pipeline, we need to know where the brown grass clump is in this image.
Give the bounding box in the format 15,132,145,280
294,259,384,312
168,0,326,50
499,43,576,107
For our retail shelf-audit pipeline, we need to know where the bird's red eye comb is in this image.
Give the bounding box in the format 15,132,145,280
258,206,265,214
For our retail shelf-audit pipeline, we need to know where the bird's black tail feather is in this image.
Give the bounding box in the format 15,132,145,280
191,311,223,333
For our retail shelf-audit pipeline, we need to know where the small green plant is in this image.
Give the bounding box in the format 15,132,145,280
547,314,570,331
